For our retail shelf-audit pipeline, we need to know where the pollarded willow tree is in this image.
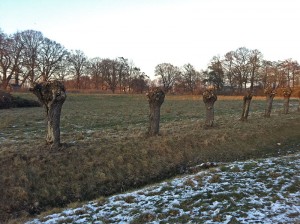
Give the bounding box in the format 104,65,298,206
30,80,66,148
202,88,217,127
264,85,276,118
240,90,253,121
283,87,292,114
146,88,165,136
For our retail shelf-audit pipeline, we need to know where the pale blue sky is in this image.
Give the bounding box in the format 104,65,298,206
1,0,299,78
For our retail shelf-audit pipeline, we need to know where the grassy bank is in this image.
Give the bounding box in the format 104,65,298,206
0,93,299,223
27,152,300,223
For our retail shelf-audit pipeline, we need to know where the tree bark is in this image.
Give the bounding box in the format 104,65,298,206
203,89,217,127
146,88,165,136
30,80,66,148
264,86,276,118
283,87,292,114
241,91,253,121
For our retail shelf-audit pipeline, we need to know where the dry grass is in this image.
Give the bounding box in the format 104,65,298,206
0,93,300,223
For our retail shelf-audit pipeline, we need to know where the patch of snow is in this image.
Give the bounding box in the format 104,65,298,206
26,152,300,224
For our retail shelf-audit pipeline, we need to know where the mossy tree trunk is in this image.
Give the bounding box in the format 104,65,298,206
264,86,276,118
146,88,165,136
203,89,217,127
30,80,66,148
283,87,292,114
241,91,253,121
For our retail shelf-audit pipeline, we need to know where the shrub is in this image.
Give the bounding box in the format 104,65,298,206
0,91,40,109
0,90,12,109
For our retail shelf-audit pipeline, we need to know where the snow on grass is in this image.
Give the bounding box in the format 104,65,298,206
27,152,300,224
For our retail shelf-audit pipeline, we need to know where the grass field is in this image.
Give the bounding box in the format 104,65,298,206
0,94,295,143
0,93,300,223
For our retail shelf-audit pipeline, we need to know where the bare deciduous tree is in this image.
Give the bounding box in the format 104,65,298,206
222,51,235,92
100,58,118,93
19,30,44,85
232,47,251,92
30,80,66,148
54,58,72,81
260,60,273,89
205,56,224,90
38,38,69,81
155,63,181,93
116,57,130,92
130,68,149,93
68,50,88,89
0,31,11,90
0,31,25,90
89,57,104,89
248,49,262,90
181,63,199,94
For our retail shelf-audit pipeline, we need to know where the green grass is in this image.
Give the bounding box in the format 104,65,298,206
0,93,300,223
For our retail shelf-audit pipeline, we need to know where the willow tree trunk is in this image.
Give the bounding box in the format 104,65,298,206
241,91,253,121
283,87,292,114
203,89,217,127
264,86,276,118
146,88,165,136
30,80,66,148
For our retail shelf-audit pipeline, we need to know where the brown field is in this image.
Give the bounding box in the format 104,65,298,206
0,93,299,223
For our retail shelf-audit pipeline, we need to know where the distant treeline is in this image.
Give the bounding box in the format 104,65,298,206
1,29,300,94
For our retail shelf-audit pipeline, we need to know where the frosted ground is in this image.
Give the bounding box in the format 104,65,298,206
27,151,300,224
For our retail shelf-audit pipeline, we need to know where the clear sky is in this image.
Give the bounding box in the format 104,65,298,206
0,0,299,78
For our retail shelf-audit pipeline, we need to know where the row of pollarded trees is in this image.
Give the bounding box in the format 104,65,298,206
29,81,166,148
148,85,299,135
240,86,295,122
203,86,298,128
30,80,300,149
29,81,174,148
